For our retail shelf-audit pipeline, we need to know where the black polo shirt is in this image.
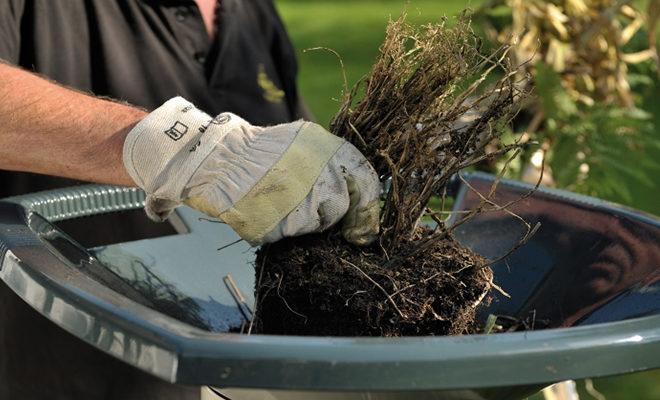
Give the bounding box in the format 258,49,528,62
0,0,303,122
0,0,306,195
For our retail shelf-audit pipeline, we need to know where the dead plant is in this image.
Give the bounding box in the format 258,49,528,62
253,12,531,337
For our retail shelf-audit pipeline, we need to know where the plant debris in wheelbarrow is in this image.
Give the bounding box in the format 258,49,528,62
252,13,532,337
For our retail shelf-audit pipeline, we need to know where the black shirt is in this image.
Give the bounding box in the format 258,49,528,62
0,0,303,123
0,0,306,196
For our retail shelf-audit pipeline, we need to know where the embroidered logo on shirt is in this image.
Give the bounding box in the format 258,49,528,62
257,64,285,104
164,121,188,141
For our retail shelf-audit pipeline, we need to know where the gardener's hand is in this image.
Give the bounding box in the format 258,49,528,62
123,97,380,246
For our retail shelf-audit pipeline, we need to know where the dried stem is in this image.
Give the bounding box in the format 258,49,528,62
330,12,530,252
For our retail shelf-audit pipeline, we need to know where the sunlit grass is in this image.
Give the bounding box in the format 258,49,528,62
277,0,480,126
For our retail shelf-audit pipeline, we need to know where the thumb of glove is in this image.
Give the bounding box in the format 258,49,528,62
341,175,380,246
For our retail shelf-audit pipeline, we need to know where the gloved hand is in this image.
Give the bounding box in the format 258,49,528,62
123,97,380,246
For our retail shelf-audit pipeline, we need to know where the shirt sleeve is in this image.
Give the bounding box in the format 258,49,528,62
0,0,25,64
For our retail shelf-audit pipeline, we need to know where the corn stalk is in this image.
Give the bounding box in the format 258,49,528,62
480,0,659,107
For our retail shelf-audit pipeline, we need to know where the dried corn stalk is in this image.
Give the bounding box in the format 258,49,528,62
480,0,659,107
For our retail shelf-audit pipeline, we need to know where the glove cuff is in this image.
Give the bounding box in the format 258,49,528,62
123,97,248,205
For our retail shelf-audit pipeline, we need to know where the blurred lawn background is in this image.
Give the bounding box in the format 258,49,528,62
276,0,660,399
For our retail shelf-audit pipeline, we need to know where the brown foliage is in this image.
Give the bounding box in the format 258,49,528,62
331,14,528,250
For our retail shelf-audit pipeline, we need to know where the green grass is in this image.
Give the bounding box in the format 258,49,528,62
277,0,479,126
276,1,660,398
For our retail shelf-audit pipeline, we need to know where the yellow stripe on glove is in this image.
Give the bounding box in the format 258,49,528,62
187,122,344,244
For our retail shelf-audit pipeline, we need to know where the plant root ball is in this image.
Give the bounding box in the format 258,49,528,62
253,228,493,336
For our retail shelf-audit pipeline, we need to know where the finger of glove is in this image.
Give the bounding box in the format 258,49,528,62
334,142,381,245
259,163,351,244
260,142,380,245
184,120,324,246
145,195,179,222
183,121,303,212
215,122,344,245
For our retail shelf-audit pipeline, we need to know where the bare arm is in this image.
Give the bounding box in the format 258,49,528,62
0,62,146,186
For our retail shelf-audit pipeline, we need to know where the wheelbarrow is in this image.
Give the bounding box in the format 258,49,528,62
0,172,658,400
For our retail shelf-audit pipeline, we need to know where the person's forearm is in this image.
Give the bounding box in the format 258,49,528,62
0,62,146,186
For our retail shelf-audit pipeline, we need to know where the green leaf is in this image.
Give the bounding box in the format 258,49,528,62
534,61,578,119
599,155,656,187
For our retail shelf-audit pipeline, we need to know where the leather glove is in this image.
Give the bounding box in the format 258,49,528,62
123,97,380,246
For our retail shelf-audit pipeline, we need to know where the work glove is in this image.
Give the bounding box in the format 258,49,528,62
123,97,380,246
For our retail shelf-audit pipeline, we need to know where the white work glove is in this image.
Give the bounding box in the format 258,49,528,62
123,97,380,246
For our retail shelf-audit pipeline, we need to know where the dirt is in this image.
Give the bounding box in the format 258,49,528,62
252,227,493,336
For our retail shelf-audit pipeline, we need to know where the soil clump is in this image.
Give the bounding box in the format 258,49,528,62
254,228,492,336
